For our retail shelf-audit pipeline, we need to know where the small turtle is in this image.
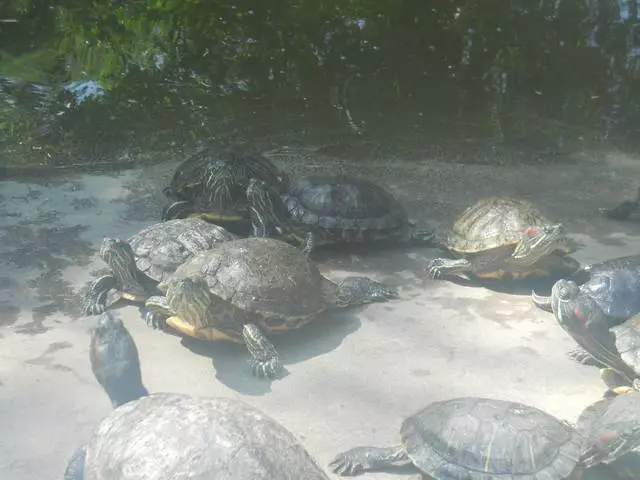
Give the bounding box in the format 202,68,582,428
329,396,584,479
245,175,435,256
161,146,285,234
546,279,640,395
83,218,237,315
64,312,330,480
532,255,640,365
601,188,640,221
144,237,397,378
576,392,640,479
426,196,579,281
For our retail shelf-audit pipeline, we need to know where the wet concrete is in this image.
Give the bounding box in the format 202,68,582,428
1,144,640,479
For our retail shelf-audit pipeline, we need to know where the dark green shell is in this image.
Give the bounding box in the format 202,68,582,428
401,397,582,480
612,315,640,373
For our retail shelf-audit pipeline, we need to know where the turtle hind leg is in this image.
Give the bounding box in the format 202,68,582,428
425,257,473,280
242,323,281,379
83,275,118,316
162,201,193,221
334,277,398,307
329,444,411,476
63,445,86,480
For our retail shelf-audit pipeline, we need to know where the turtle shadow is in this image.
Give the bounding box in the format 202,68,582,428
178,311,362,396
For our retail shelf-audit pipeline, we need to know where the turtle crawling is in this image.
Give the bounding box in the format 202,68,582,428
144,237,397,378
64,311,330,480
245,175,435,256
330,396,584,479
83,218,237,315
546,279,640,394
426,196,579,281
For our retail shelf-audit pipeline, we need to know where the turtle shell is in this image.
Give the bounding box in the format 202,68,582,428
281,175,410,240
162,237,333,328
446,197,552,253
612,315,640,374
401,397,583,480
128,218,238,283
83,393,330,480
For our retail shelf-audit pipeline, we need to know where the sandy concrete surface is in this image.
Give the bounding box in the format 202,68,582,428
1,145,640,479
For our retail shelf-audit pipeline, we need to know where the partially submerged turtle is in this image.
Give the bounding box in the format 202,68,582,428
532,255,640,365
83,218,237,315
161,146,285,233
330,396,584,479
546,279,640,394
144,237,397,378
64,311,330,480
426,196,579,281
245,175,435,256
601,188,640,221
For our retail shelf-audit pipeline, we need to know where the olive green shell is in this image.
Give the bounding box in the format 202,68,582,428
612,315,640,374
445,197,552,253
402,397,583,480
159,237,335,327
128,218,238,283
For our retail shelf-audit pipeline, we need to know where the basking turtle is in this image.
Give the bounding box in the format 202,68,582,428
245,175,435,256
426,196,579,281
547,279,640,395
532,255,640,365
329,396,584,479
601,188,640,221
83,218,237,316
161,146,285,234
144,237,397,378
576,392,640,479
64,312,330,480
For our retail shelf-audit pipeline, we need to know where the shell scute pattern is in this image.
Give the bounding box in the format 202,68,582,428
448,197,550,253
402,398,581,479
614,316,640,371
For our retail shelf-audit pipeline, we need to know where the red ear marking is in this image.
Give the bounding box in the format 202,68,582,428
523,228,542,235
597,431,618,443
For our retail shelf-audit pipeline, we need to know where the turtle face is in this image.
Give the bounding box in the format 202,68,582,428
512,224,564,263
165,277,215,327
100,237,143,293
246,178,289,226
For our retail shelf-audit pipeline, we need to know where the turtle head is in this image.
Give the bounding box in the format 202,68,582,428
512,224,564,263
246,178,289,232
99,237,145,296
165,276,216,326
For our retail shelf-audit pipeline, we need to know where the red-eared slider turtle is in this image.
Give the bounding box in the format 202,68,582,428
329,396,584,479
245,175,435,256
144,237,397,378
426,196,579,281
162,146,285,235
576,392,640,479
83,218,237,316
63,312,330,480
601,188,640,221
532,255,640,365
547,279,640,395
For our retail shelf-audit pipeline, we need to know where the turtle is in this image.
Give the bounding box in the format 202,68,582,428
161,145,286,236
63,311,331,480
575,392,640,479
546,278,640,395
82,218,238,316
425,196,580,281
244,175,435,257
329,396,585,479
144,237,397,379
600,187,640,221
532,255,640,365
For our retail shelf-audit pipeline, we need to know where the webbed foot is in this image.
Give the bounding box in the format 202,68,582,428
243,323,281,379
425,258,471,280
337,277,398,306
143,310,166,330
329,445,410,476
143,295,172,330
83,275,118,316
568,346,602,366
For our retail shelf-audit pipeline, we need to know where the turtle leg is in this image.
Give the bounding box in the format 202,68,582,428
143,295,173,330
300,231,316,258
242,323,281,379
63,445,86,480
334,276,398,307
531,290,553,312
601,188,640,221
568,346,602,366
161,201,193,221
329,444,411,476
83,275,118,316
426,257,473,279
600,368,640,395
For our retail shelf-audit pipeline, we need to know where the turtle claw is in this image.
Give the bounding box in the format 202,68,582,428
329,450,366,476
568,347,601,366
249,357,280,379
143,311,165,331
425,258,446,279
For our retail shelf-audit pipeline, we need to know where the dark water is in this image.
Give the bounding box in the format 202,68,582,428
1,1,639,167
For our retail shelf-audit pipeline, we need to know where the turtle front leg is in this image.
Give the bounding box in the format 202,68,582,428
329,444,411,476
568,346,603,366
335,277,398,307
161,200,194,221
426,257,473,279
300,231,316,258
143,295,173,330
83,275,118,316
242,323,281,379
531,290,553,313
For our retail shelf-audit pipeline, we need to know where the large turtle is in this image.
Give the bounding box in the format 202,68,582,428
83,218,237,316
546,279,640,395
532,255,640,365
161,146,285,236
64,311,331,480
244,175,435,256
426,196,580,281
144,237,397,378
329,396,585,479
601,188,640,221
